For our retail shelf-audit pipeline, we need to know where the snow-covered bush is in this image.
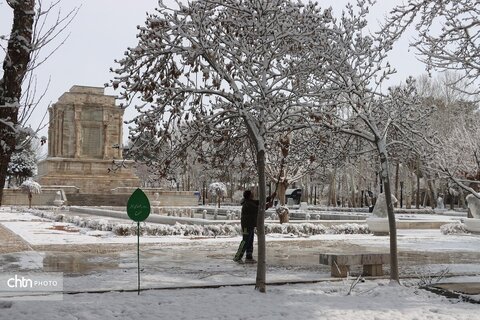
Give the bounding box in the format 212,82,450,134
20,180,42,208
264,223,327,236
440,223,467,235
330,223,370,234
23,208,370,237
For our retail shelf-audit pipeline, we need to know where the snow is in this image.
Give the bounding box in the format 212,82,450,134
0,207,479,319
20,180,41,194
1,280,478,320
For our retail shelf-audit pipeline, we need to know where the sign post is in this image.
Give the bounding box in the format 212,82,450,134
127,188,151,295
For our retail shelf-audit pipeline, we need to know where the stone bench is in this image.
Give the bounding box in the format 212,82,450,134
319,253,390,277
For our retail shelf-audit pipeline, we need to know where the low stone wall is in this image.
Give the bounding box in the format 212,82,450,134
1,188,64,206
112,188,199,207
2,187,199,207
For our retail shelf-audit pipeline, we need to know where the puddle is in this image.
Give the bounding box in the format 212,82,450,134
433,282,480,295
43,252,119,274
424,283,480,304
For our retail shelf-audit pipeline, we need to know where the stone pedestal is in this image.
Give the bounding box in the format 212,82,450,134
465,194,480,233
366,217,391,235
465,219,480,234
37,158,139,194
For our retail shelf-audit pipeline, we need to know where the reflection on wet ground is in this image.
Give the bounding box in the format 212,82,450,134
42,252,119,274
1,238,479,281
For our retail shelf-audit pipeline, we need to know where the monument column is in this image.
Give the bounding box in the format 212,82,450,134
74,105,81,158
48,108,54,156
55,109,64,157
117,112,123,158
103,112,109,159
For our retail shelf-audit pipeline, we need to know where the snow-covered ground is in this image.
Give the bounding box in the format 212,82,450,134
0,207,479,319
1,280,479,320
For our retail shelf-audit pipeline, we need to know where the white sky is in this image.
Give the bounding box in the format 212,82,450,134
0,0,431,145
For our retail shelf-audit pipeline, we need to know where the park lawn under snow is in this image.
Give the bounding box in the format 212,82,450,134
1,280,478,320
1,208,479,319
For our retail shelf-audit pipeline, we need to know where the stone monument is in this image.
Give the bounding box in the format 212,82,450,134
367,193,398,235
465,194,480,233
36,86,140,200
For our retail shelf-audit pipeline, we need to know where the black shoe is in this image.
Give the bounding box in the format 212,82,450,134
245,258,257,264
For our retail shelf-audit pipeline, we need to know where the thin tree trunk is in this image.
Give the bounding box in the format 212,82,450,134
378,139,399,283
278,181,287,206
459,188,466,209
329,170,336,207
394,163,399,208
349,171,356,208
255,149,267,293
416,174,421,209
416,157,421,209
449,190,455,210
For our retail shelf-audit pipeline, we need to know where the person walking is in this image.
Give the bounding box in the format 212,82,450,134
233,190,275,263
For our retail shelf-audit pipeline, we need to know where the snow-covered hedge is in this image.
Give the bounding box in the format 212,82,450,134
440,223,468,235
23,208,371,237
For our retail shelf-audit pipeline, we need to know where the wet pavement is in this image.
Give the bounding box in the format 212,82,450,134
1,208,480,294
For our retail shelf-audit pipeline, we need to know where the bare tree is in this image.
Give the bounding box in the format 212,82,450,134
383,0,479,95
413,72,480,200
110,0,346,292
305,3,437,283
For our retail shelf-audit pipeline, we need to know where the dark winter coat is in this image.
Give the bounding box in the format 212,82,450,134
241,198,259,228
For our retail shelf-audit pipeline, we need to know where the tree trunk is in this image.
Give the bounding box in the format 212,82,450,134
28,193,32,208
349,171,356,208
277,181,287,205
416,174,421,209
0,1,35,206
459,188,466,209
449,190,455,210
377,140,399,283
394,163,400,208
308,183,316,204
328,170,336,206
255,149,267,293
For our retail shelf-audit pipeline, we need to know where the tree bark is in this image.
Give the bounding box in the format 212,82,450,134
28,193,32,208
416,157,421,209
328,170,336,206
277,180,287,205
377,139,399,283
394,163,400,208
255,149,267,293
0,1,35,206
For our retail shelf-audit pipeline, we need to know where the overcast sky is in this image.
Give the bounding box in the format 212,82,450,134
1,0,431,144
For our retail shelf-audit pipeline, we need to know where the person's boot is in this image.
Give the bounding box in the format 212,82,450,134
245,256,256,263
233,257,244,263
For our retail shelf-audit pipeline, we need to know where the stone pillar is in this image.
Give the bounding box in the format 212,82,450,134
103,114,109,159
74,105,81,158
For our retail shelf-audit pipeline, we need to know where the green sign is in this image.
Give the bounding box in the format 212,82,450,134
127,188,151,222
126,188,151,295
